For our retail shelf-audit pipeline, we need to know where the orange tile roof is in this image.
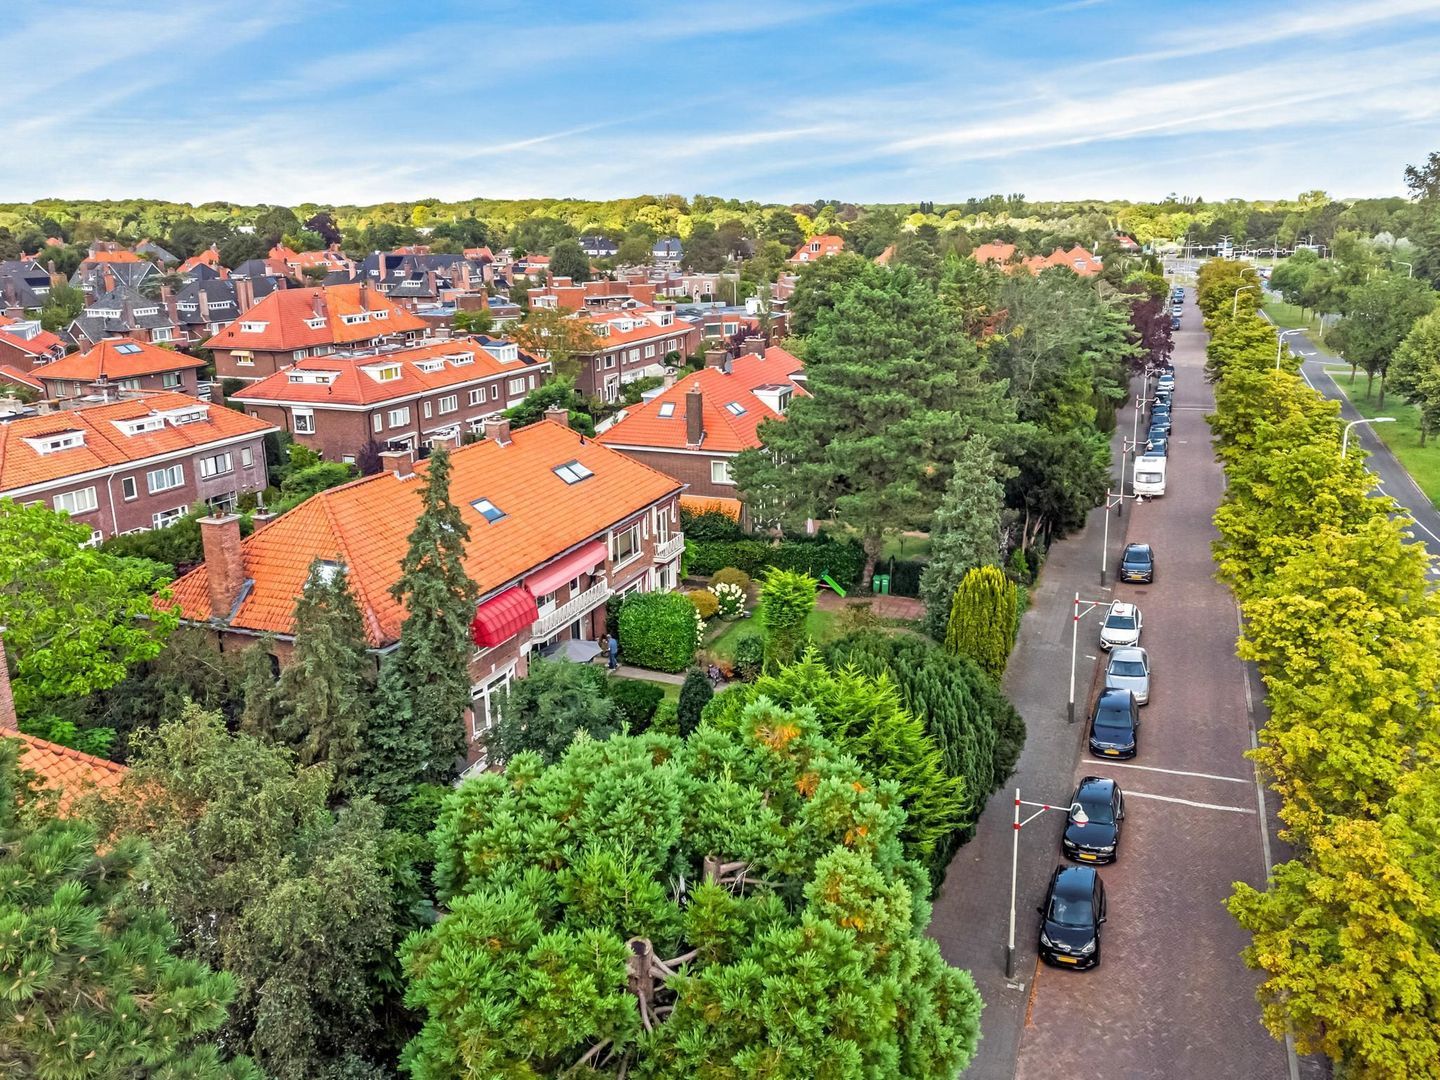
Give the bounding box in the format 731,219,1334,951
971,241,1018,265
585,309,694,350
0,392,277,493
789,235,845,263
0,319,67,358
38,338,204,383
231,338,546,407
179,248,226,275
83,251,142,264
168,420,682,645
9,732,126,812
0,365,43,391
598,346,803,454
204,283,429,353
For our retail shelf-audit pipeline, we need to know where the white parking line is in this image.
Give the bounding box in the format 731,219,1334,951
1091,761,1250,784
1124,790,1257,814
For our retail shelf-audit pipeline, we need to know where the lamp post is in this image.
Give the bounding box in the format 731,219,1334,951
1398,261,1414,278
1275,328,1305,369
1233,283,1259,317
1007,788,1080,978
1068,593,1112,723
1101,490,1139,585
1341,417,1395,456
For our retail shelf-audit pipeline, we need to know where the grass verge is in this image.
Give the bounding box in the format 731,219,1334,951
1263,298,1323,333
1324,369,1440,508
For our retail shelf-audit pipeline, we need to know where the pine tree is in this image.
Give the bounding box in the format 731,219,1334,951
364,446,479,801
944,565,1017,683
920,436,1011,639
237,635,285,739
274,559,374,798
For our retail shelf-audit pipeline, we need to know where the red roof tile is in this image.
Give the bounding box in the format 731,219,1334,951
204,283,429,353
38,338,204,383
789,235,845,263
0,365,43,391
9,732,126,812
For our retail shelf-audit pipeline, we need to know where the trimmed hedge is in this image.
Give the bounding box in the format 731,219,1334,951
884,558,925,598
687,535,866,589
605,678,665,732
617,592,701,673
679,508,745,541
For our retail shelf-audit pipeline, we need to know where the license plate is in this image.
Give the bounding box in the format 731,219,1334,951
1078,853,1096,861
1056,956,1079,964
1104,749,1119,756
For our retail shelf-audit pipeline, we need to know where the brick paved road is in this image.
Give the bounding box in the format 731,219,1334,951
934,291,1296,1080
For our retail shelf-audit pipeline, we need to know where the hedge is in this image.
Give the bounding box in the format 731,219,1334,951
605,678,665,732
679,507,745,541
883,558,925,598
617,592,701,673
687,536,866,589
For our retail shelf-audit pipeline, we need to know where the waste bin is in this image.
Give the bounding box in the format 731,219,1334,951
872,574,890,595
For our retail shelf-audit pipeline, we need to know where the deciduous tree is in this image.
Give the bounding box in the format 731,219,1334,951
509,307,602,381
1388,309,1440,443
487,659,618,764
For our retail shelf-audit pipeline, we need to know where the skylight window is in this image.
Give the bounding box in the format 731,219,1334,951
113,342,143,354
553,460,594,484
658,402,676,418
470,498,506,523
724,402,747,416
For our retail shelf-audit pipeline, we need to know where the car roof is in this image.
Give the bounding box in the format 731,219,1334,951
1097,686,1134,706
1123,543,1152,555
1108,646,1147,664
1075,775,1117,799
1108,601,1137,616
1052,864,1098,897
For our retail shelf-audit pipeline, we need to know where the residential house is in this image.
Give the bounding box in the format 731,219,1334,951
0,392,276,542
598,345,804,505
580,235,619,258
135,240,180,266
36,338,205,401
573,307,702,402
652,237,683,267
970,241,1102,276
178,246,228,278
357,251,486,309
0,317,67,370
510,253,550,280
205,282,431,383
66,285,187,349
230,336,552,463
0,259,56,311
70,251,157,297
0,366,43,396
169,418,684,771
267,244,355,280
527,278,658,312
788,235,845,264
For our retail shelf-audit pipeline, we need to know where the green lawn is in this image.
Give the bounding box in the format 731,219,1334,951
1262,298,1323,333
702,607,838,662
1325,369,1440,508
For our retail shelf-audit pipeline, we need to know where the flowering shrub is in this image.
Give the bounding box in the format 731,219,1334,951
709,581,746,619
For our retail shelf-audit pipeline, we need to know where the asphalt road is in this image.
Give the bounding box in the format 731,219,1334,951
932,290,1294,1079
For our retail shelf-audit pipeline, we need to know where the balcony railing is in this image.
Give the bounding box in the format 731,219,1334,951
532,579,612,640
654,533,685,564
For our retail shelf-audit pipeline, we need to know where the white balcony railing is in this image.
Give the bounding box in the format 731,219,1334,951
655,533,685,564
532,579,612,640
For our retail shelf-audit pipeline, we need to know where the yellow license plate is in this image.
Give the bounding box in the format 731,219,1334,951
1078,853,1096,861
1104,749,1119,756
1056,956,1079,964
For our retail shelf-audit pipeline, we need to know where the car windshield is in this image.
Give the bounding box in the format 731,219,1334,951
1095,708,1132,729
1105,614,1136,630
1110,660,1146,677
1076,796,1114,826
1123,552,1150,565
1048,892,1094,928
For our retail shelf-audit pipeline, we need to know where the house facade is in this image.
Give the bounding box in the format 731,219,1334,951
788,235,845,264
0,392,276,542
230,336,552,463
0,317,67,370
573,308,702,402
37,338,205,401
168,418,684,771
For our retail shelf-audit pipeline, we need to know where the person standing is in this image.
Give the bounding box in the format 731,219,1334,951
607,633,619,670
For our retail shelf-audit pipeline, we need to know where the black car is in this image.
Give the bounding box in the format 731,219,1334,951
1170,315,1181,330
1089,687,1139,758
1119,543,1154,583
1146,433,1169,456
1062,777,1126,864
1149,411,1172,435
1038,864,1107,969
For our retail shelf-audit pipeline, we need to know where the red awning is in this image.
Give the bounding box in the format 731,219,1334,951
470,586,538,648
525,539,607,598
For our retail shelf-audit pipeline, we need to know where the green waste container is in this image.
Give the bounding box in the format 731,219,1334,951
871,574,890,595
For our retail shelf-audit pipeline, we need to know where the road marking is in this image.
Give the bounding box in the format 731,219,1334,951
1090,761,1250,784
1124,790,1257,814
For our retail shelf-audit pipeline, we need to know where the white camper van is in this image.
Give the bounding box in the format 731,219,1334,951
1133,455,1167,497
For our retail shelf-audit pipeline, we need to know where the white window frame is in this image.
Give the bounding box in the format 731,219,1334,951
373,413,384,433
120,476,138,501
198,451,233,479
711,459,735,486
470,665,516,743
611,521,642,567
439,394,458,414
507,377,526,395
292,409,315,434
161,370,181,388
389,406,411,428
468,388,483,406
53,487,98,515
152,505,186,529
241,446,254,468
146,463,185,494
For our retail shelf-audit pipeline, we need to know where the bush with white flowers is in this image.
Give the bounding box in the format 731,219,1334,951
709,581,746,620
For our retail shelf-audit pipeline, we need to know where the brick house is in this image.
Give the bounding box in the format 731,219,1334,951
229,336,552,463
66,285,189,349
788,235,845,264
36,338,205,401
527,278,659,312
574,308,702,403
0,392,277,542
0,317,67,371
69,251,157,297
598,344,804,503
168,417,684,772
205,282,431,383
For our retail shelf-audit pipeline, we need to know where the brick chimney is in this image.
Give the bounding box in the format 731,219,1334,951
685,386,704,447
379,448,414,478
0,627,17,731
742,335,766,358
101,266,116,294
234,276,255,313
705,348,728,370
543,405,569,426
199,515,247,621
485,417,512,446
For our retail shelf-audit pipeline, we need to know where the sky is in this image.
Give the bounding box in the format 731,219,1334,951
6,0,1440,206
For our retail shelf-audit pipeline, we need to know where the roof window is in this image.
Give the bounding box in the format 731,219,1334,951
113,342,143,354
658,402,676,418
470,498,506,523
724,401,747,416
552,459,594,484
24,430,85,453
240,321,268,333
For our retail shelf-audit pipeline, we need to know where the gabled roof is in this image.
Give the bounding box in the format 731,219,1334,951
168,421,682,645
971,241,1018,265
179,247,227,276
204,283,429,352
0,317,66,358
38,338,204,383
598,346,804,454
0,391,277,493
788,235,844,262
584,307,694,349
0,365,43,392
230,337,547,408
9,732,126,812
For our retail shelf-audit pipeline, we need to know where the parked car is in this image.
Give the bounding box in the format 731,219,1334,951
1062,776,1126,863
1105,646,1151,704
1089,686,1140,758
1170,315,1181,330
1038,864,1107,969
1118,543,1155,583
1099,601,1142,650
1157,373,1176,392
1149,410,1173,435
1145,435,1169,457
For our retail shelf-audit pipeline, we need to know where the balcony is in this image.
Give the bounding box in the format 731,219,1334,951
655,533,685,564
532,579,612,640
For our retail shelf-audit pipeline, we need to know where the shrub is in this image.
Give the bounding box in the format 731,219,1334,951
944,565,1019,683
687,589,719,619
687,539,772,577
677,669,713,736
605,678,665,732
709,566,753,593
709,581,746,619
886,558,925,598
618,592,703,673
488,660,619,765
759,569,819,670
1008,546,1032,585
680,507,745,541
732,634,765,682
650,697,679,734
767,536,867,589
836,601,886,634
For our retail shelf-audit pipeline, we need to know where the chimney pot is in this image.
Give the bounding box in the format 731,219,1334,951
379,448,414,478
199,515,247,621
485,417,512,446
543,405,569,426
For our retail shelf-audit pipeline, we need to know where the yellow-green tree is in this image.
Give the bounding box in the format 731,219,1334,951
943,565,1017,683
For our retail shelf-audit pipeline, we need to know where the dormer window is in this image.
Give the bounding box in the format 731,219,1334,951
371,309,389,320
414,359,445,373
552,459,594,485
312,560,346,584
304,316,326,330
481,342,518,364
112,415,166,436
164,408,207,426
445,352,474,367
240,321,267,333
24,430,85,453
341,312,371,325
364,364,403,382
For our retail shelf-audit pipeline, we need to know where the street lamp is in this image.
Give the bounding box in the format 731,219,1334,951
1233,283,1259,317
1341,417,1395,456
1068,593,1112,723
1007,788,1079,978
1398,261,1414,278
1275,328,1305,369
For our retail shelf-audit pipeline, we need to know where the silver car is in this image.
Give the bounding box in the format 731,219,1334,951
1105,647,1150,705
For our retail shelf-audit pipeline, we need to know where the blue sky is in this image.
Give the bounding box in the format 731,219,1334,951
7,0,1440,205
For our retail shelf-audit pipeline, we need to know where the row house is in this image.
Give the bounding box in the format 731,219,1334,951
358,252,487,308
970,241,1102,276
230,336,552,464
652,237,683,266
0,259,56,311
0,317,67,371
205,282,431,383
0,392,276,543
36,338,204,401
169,417,684,772
579,235,619,258
527,278,658,312
267,244,355,279
598,344,805,505
67,285,185,349
575,307,702,403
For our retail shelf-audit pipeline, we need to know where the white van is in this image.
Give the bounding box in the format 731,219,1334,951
1133,455,1167,497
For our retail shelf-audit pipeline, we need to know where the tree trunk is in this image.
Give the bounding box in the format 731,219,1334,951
860,533,882,592
1378,369,1388,408
1366,368,1375,400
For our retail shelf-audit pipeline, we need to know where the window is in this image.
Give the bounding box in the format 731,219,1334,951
292,409,315,434
604,355,616,369
232,351,254,366
147,463,184,493
239,321,267,333
373,413,384,433
438,394,458,415
121,476,137,500
711,459,735,485
470,497,505,523
553,459,594,484
374,364,401,381
470,666,515,742
161,370,181,388
80,528,104,549
207,492,236,512
658,402,675,418
53,487,98,515
724,401,747,416
151,327,173,342
25,431,85,453
388,407,411,428
241,446,254,468
628,348,640,362
423,401,432,419
152,505,186,529
198,451,233,479
612,522,641,564
113,343,143,355
468,388,483,406
117,378,141,391
490,385,500,401
507,377,526,395
644,344,655,358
